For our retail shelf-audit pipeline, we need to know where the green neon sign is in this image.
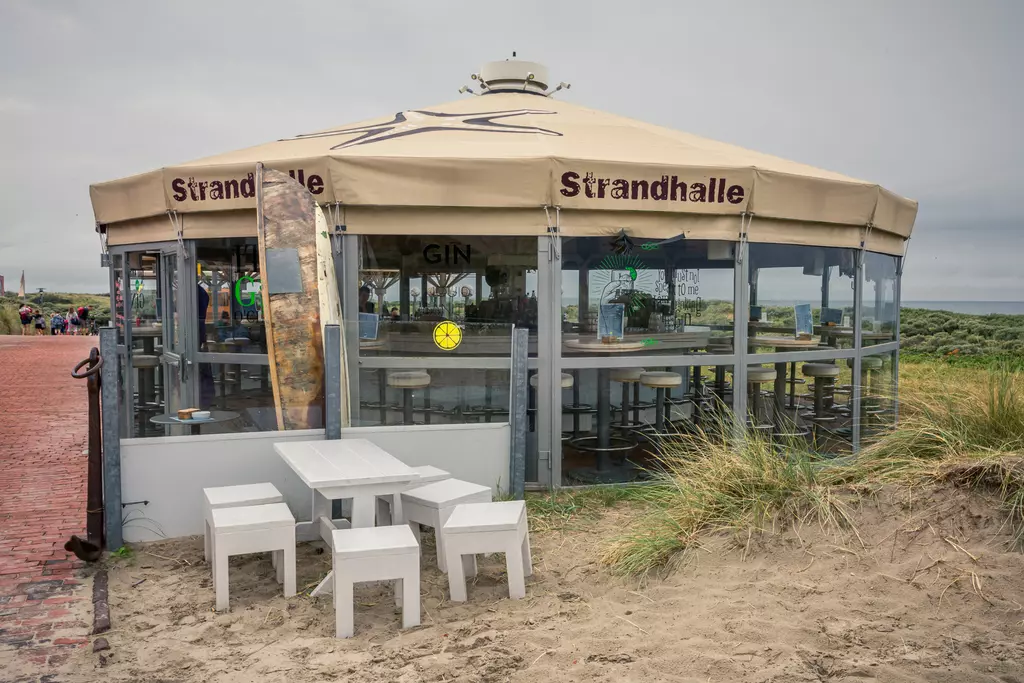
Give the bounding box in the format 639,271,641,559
234,275,262,308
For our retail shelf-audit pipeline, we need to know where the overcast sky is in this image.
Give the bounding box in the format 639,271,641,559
1,0,1021,300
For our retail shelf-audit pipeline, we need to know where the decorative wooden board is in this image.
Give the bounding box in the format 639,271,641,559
314,203,351,427
257,166,325,430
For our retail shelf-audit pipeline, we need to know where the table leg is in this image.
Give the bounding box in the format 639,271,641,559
351,497,376,528
774,362,787,417
596,367,611,472
789,362,798,408
571,370,581,437
620,381,630,428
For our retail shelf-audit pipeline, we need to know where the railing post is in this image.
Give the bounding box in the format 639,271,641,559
100,327,123,549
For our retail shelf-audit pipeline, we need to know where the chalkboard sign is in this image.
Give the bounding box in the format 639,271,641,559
358,312,379,340
598,303,626,340
820,307,843,325
749,305,762,322
794,304,813,337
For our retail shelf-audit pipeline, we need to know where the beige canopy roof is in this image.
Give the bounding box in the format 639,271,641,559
91,92,917,254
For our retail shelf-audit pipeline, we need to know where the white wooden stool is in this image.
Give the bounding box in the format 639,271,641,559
203,483,284,563
331,525,420,638
401,479,492,572
210,502,296,612
442,500,531,602
375,465,451,526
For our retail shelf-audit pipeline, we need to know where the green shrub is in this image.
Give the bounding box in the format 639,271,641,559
0,305,20,335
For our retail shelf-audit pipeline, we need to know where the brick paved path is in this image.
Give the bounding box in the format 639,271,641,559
0,336,96,672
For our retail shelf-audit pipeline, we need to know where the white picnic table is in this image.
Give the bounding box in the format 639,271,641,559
274,438,420,596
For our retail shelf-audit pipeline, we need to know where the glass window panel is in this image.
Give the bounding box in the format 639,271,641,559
748,244,857,354
196,238,267,354
862,252,899,346
561,237,735,357
860,351,896,444
195,361,278,432
558,364,735,485
359,236,536,357
355,367,512,428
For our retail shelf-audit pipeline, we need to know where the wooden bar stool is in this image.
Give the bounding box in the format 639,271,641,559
530,373,574,440
739,365,777,432
387,371,431,425
801,363,841,424
639,371,683,433
847,356,884,418
610,368,648,430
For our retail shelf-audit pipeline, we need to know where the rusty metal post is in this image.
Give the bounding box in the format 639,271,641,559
72,348,105,546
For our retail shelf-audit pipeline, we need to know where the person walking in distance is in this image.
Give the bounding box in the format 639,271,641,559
75,304,91,335
50,311,64,336
32,310,46,336
19,304,32,335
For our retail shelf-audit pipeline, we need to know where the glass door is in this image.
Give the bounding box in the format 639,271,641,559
159,249,186,424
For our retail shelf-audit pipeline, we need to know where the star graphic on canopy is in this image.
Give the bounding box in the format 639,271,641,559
290,109,562,150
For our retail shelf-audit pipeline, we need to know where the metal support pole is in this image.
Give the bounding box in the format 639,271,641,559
821,266,830,310
732,235,750,437
399,277,410,321
99,327,122,549
509,327,528,499
893,256,903,423
852,250,864,452
324,324,341,440
596,368,611,471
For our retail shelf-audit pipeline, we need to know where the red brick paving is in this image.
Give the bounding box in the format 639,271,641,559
0,336,96,671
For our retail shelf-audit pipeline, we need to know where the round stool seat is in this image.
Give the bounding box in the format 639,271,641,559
746,366,777,383
132,354,160,369
387,371,431,389
530,373,573,389
802,363,841,379
640,371,682,388
610,368,645,383
847,356,883,370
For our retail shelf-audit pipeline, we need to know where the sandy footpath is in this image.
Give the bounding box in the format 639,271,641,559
30,486,1024,682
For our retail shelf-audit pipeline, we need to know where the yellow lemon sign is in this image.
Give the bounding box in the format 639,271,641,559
433,320,462,351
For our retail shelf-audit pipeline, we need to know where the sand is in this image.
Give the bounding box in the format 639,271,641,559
36,486,1024,682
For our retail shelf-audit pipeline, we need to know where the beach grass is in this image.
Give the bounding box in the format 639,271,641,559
0,305,20,335
598,360,1024,576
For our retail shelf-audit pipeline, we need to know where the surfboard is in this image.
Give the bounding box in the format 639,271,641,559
256,165,326,430
314,203,351,427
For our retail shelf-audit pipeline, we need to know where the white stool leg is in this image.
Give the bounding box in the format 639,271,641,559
391,493,404,525
214,545,230,612
376,497,392,526
402,560,420,628
283,536,296,598
521,532,533,578
407,521,422,545
505,539,527,600
274,550,284,584
445,541,468,602
204,518,211,563
335,574,354,638
435,508,452,573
